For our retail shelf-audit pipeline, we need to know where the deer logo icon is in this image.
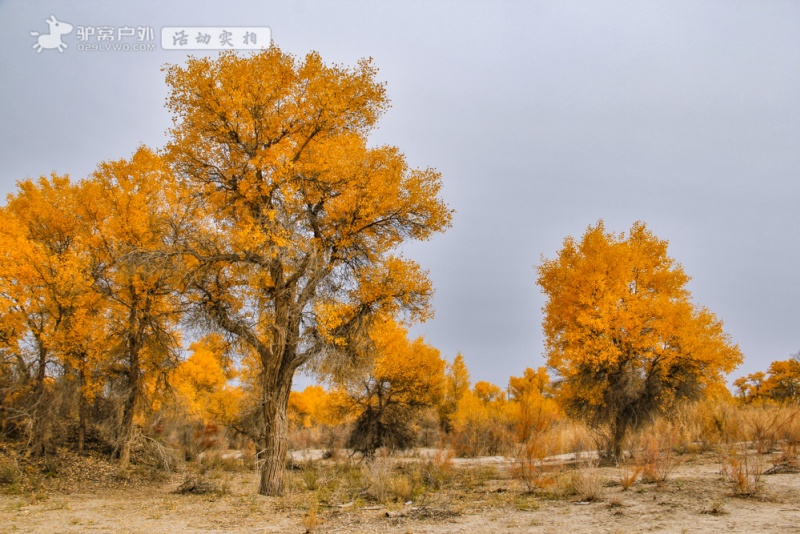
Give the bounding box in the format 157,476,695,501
31,15,74,53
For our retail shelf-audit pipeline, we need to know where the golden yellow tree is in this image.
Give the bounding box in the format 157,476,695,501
334,317,445,456
170,334,243,426
508,367,560,442
737,355,800,403
163,48,451,494
0,176,104,454
288,385,342,429
450,381,514,457
79,147,186,466
762,357,800,402
537,221,743,460
438,353,470,431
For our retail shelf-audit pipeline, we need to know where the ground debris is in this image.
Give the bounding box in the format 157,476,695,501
764,462,800,475
175,474,221,495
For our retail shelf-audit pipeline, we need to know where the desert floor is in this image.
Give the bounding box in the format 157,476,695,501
1,447,799,533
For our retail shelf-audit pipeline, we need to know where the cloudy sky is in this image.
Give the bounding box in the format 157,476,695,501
1,0,798,388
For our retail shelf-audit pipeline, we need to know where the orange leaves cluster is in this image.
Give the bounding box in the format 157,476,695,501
369,319,446,408
735,356,800,403
170,335,243,425
335,317,446,412
288,385,346,429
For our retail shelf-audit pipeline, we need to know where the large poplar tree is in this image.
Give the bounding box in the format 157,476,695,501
163,48,451,494
537,221,742,460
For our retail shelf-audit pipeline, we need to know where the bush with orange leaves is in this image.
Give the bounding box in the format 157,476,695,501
328,317,446,457
450,383,514,457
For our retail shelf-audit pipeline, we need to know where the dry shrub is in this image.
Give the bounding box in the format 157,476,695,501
559,467,603,502
634,423,681,483
513,434,557,492
139,434,184,472
348,405,417,457
420,448,455,490
741,404,788,454
700,499,728,516
537,420,594,458
0,457,21,486
288,424,349,456
176,473,226,495
780,408,800,445
301,499,320,533
449,414,512,457
722,446,764,496
683,398,741,447
450,392,513,457
619,463,642,491
364,456,424,504
300,464,323,491
197,448,251,473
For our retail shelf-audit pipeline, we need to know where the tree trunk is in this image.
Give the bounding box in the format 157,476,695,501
77,395,86,455
257,369,293,496
30,339,49,457
117,364,138,468
117,322,141,468
611,416,628,463
77,368,86,454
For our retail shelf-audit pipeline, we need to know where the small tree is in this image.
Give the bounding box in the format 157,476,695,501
537,221,742,461
80,148,186,466
509,367,560,442
438,353,470,432
762,357,800,402
336,317,445,457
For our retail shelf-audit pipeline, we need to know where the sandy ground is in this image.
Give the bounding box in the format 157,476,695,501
2,451,799,533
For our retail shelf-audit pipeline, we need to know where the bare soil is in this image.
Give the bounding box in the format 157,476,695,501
1,447,799,533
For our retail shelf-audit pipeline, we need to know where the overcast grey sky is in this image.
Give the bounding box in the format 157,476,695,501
1,0,798,388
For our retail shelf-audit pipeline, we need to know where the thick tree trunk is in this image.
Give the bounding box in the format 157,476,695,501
117,318,141,468
257,369,293,496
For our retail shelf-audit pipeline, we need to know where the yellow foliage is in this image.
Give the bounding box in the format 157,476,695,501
508,367,562,441
537,221,743,456
369,318,446,408
473,381,505,403
762,358,800,402
171,335,243,425
450,389,514,457
736,357,800,404
331,316,446,453
438,353,471,431
288,385,345,428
